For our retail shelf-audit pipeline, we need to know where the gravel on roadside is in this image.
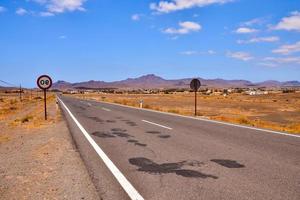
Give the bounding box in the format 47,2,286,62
0,96,100,200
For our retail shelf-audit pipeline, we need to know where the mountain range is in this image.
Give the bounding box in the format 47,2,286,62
51,74,300,90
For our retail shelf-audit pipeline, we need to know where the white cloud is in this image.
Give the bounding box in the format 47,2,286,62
46,0,86,13
40,11,55,17
163,21,201,34
31,0,48,4
0,6,6,13
272,41,300,55
273,11,300,32
227,51,253,61
241,17,268,27
235,27,258,34
16,8,29,16
131,14,141,21
208,50,216,54
29,0,87,16
181,51,198,55
264,56,300,64
180,50,216,55
258,62,278,67
59,35,67,39
150,0,233,13
237,36,279,44
169,36,179,40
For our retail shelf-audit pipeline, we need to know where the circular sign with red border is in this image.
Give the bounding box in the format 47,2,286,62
37,75,52,90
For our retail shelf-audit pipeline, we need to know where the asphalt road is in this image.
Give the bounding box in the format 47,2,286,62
58,95,300,200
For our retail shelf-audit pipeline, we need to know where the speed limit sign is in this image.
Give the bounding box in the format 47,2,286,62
37,75,52,120
37,75,52,90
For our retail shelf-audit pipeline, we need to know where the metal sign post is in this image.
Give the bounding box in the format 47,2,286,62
37,75,52,120
190,79,201,116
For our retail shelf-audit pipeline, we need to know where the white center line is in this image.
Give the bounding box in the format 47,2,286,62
58,97,144,200
142,120,173,130
102,107,111,112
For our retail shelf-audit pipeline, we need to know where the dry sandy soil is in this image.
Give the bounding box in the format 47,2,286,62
0,92,99,199
71,92,300,134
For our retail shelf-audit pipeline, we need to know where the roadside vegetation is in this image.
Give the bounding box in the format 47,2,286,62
0,91,57,131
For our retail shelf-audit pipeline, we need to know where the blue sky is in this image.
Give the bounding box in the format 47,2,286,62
0,0,300,87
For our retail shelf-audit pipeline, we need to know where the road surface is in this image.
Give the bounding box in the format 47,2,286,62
58,95,300,200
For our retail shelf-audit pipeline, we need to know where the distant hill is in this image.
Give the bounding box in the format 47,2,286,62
52,74,300,90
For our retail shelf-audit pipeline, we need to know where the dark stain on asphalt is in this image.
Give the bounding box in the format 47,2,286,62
92,128,132,139
120,119,137,126
146,131,171,139
111,128,127,132
129,157,217,179
88,117,104,123
92,131,115,138
158,135,171,139
126,121,137,126
127,139,138,143
78,106,86,110
127,139,147,147
146,131,161,134
112,131,131,138
73,105,87,111
110,128,132,138
116,116,123,119
211,159,245,168
135,143,147,147
106,120,116,123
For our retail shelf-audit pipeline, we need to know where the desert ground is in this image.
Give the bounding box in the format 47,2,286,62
0,91,98,199
70,92,300,134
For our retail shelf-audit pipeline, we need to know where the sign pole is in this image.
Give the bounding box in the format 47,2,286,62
190,78,201,117
44,89,47,120
37,75,52,121
195,90,197,116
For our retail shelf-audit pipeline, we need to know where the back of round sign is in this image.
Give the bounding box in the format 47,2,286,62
190,79,201,91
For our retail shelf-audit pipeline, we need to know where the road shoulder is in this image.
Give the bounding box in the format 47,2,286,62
0,95,99,200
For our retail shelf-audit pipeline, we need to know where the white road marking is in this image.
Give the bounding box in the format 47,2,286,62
142,120,172,130
58,97,144,200
91,100,300,138
102,107,111,112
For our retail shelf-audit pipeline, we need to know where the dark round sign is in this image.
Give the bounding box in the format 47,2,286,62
37,75,52,90
190,79,201,91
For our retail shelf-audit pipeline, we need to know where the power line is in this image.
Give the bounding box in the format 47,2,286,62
0,79,17,87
